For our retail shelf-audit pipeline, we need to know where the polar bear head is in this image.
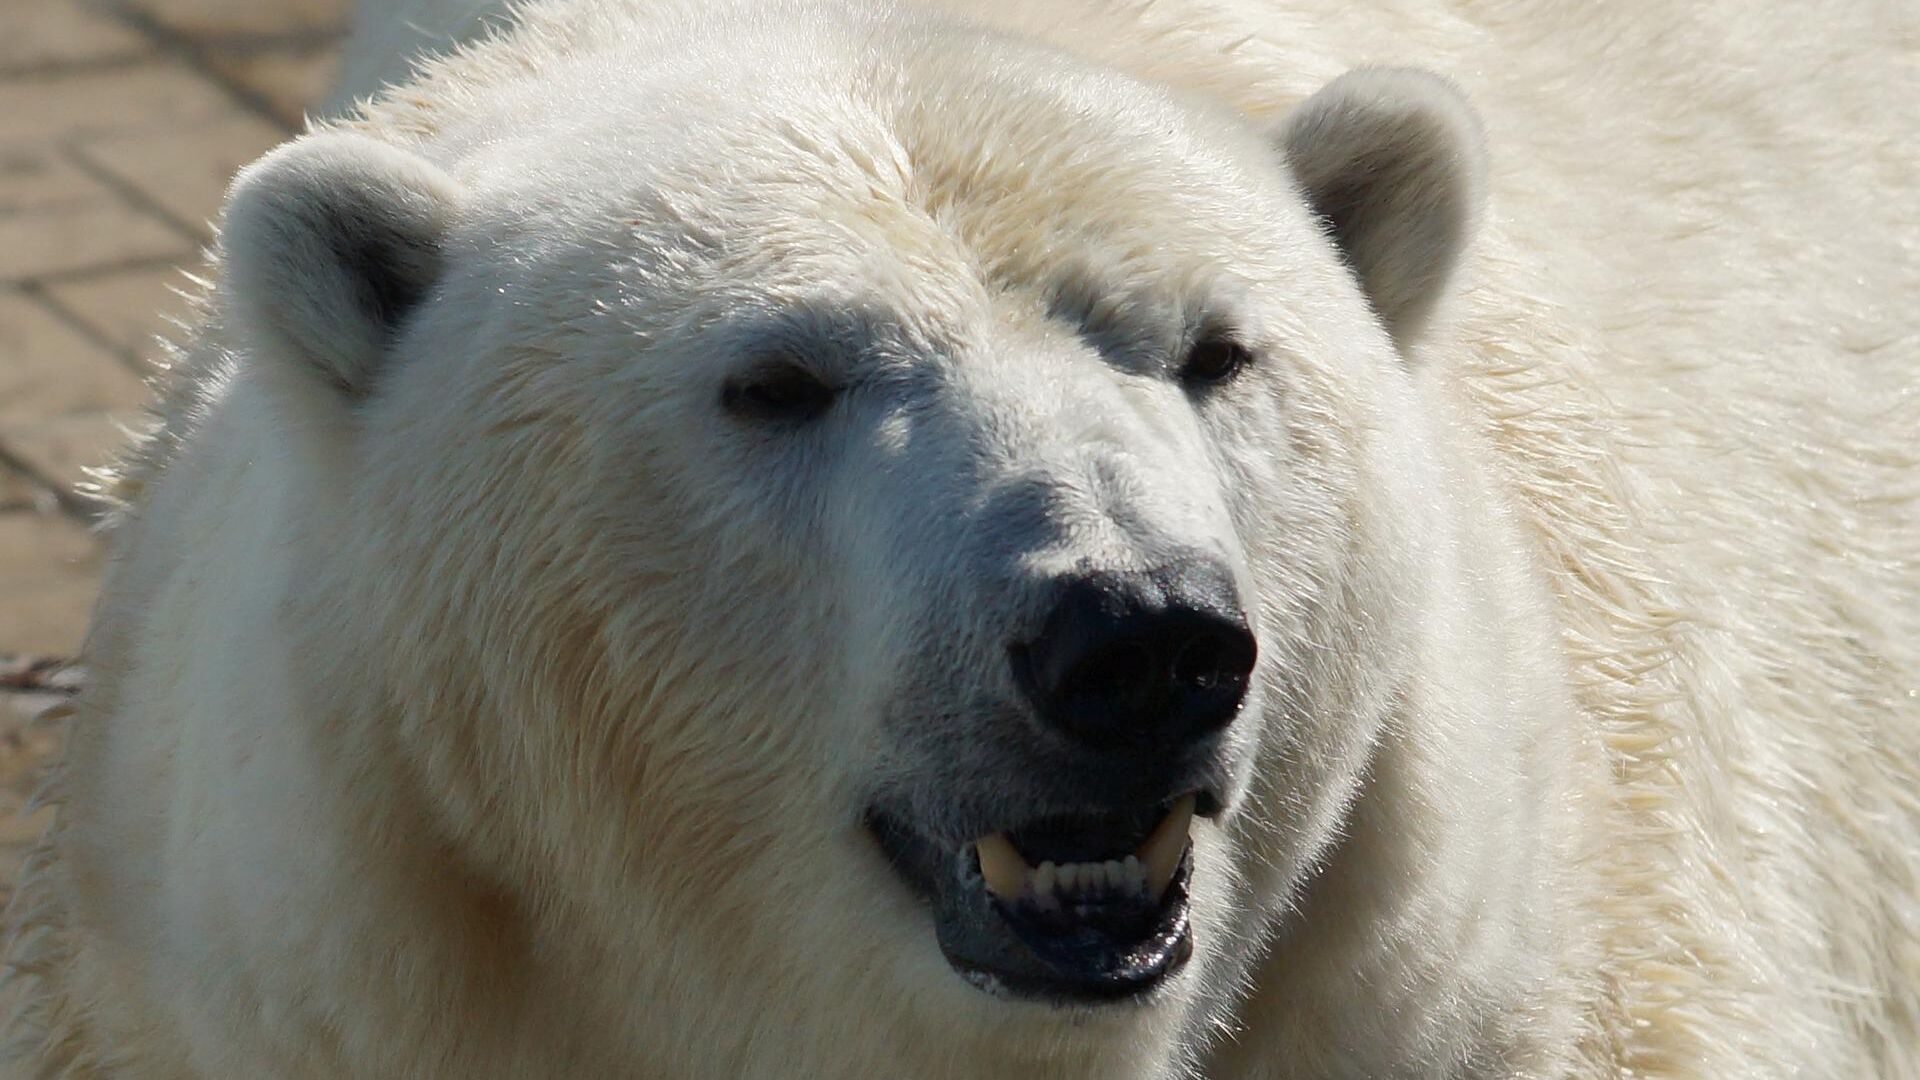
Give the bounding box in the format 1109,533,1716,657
219,8,1483,1074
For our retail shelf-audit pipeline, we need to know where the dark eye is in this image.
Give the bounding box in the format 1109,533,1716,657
1179,334,1252,387
722,363,839,423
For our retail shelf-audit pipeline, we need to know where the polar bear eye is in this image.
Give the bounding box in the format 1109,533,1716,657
1178,334,1253,388
722,362,839,423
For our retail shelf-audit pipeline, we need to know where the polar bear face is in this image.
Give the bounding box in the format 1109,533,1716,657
222,12,1482,1072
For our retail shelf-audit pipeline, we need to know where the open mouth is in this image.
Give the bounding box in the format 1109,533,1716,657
868,794,1200,1003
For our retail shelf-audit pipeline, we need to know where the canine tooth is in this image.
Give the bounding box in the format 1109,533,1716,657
1033,861,1058,896
1137,795,1196,901
976,833,1030,901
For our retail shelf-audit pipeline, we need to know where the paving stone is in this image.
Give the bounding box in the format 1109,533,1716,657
0,797,53,849
0,510,102,655
0,462,52,511
0,656,86,694
0,0,152,73
0,140,121,213
76,113,286,236
0,661,80,925
0,194,189,283
0,412,144,501
0,826,45,895
120,0,351,41
0,60,236,144
0,660,79,825
0,291,150,422
0,143,195,282
44,262,207,363
212,43,343,128
0,669,81,919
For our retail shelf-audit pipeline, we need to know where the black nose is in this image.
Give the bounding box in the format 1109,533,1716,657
1012,561,1256,752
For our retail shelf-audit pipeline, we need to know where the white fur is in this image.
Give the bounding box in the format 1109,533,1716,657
6,1,1915,1077
221,133,461,396
1281,67,1487,347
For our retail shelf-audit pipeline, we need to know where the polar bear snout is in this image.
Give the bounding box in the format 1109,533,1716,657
1010,561,1254,755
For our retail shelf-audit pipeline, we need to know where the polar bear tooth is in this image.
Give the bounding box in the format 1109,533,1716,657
1032,860,1058,898
979,807,1192,906
976,833,1030,900
1137,795,1196,901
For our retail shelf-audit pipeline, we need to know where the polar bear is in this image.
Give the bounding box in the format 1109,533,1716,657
5,0,1916,1077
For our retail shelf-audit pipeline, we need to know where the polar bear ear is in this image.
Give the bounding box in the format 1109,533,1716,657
1279,68,1487,350
221,132,460,397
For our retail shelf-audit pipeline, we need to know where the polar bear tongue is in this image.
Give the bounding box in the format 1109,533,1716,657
975,795,1194,905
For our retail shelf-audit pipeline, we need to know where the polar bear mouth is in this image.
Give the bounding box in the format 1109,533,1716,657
867,794,1200,1003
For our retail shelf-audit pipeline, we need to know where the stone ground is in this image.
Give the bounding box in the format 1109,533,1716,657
0,0,350,965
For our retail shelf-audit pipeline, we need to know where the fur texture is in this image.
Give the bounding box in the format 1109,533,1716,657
5,1,1916,1077
221,133,460,396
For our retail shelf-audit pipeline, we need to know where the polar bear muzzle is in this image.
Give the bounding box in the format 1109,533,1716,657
867,555,1250,1002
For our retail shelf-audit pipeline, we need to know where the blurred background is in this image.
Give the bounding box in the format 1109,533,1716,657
0,0,351,900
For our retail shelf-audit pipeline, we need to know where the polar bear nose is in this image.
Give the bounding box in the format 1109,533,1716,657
1011,562,1256,752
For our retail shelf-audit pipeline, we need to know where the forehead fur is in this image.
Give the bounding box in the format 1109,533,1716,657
345,1,1341,355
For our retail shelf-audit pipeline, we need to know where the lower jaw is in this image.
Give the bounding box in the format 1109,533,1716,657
933,853,1197,1005
948,939,1192,1005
